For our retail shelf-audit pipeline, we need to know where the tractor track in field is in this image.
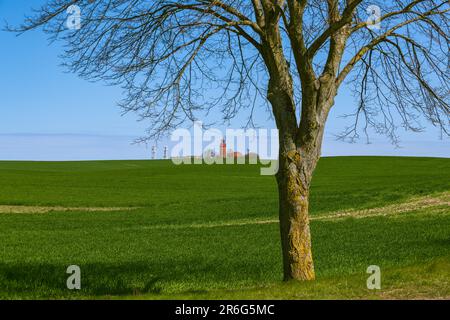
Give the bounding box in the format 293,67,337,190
313,191,450,221
138,192,450,229
0,192,448,231
0,205,137,214
126,191,450,230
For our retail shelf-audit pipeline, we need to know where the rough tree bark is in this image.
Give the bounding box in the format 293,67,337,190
274,100,328,281
277,149,315,280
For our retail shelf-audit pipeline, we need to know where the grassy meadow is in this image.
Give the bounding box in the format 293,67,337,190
0,156,449,299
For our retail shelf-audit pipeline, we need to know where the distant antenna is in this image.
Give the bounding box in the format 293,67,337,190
163,146,168,159
151,146,156,160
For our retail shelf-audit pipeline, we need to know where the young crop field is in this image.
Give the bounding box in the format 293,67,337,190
0,156,449,299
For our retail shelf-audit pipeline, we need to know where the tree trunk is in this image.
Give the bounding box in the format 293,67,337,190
263,45,327,280
277,148,316,281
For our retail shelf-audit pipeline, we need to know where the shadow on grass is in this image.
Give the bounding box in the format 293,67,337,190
0,262,158,298
0,258,275,299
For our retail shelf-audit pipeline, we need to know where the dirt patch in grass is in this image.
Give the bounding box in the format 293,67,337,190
315,191,450,221
0,205,138,214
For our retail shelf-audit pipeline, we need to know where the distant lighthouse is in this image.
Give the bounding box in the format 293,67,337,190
220,139,227,158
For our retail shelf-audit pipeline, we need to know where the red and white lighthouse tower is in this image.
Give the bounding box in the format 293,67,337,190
220,139,227,158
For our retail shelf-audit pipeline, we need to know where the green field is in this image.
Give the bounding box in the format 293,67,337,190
0,156,449,299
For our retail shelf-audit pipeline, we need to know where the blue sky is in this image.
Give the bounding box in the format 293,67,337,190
0,1,448,160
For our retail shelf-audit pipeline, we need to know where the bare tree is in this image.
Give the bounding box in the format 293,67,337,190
12,0,449,281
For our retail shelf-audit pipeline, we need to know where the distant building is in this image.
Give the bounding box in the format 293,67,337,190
214,138,258,161
220,139,227,158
